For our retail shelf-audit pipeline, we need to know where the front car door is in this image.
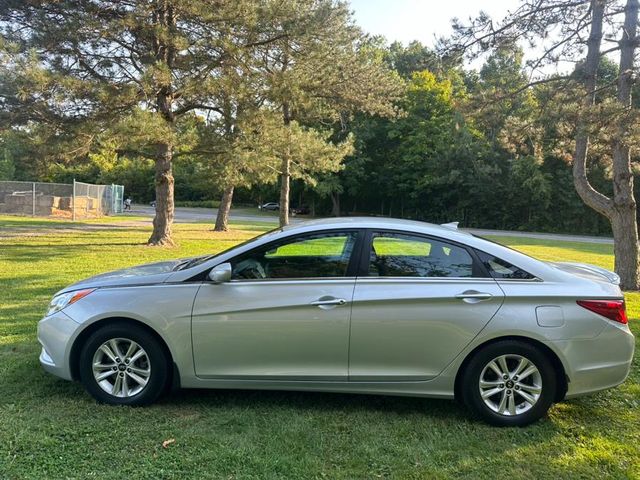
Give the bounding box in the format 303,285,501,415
349,230,505,381
191,229,362,380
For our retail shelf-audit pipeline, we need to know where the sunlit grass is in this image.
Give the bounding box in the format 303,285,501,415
0,216,638,479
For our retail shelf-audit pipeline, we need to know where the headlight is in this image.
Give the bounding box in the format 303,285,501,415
46,288,95,317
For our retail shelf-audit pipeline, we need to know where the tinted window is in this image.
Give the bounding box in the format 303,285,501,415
475,250,535,279
231,231,357,280
368,232,473,278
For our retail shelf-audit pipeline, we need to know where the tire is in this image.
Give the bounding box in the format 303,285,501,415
461,340,557,427
78,322,170,406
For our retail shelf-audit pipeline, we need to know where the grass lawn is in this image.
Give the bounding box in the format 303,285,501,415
0,215,638,479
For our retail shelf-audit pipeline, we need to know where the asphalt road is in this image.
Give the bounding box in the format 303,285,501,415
131,205,302,225
127,205,613,244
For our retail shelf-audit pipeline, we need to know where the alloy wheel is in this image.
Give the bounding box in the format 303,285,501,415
91,338,151,398
478,354,542,416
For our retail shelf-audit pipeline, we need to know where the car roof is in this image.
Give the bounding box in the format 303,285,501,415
282,216,472,239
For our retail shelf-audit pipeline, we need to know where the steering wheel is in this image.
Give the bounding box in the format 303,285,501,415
233,258,267,279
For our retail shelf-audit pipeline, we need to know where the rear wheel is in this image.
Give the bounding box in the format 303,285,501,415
461,340,557,426
78,322,169,406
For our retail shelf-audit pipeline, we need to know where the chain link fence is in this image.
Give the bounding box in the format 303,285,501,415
0,180,124,219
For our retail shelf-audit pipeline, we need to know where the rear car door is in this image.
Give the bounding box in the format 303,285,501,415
349,230,504,381
191,229,362,380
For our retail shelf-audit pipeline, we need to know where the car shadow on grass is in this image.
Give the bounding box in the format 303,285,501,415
162,387,472,422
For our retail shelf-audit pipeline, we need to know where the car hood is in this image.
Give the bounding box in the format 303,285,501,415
548,261,620,285
59,259,185,294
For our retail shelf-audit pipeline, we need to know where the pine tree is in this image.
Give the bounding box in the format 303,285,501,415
0,0,282,245
249,0,403,226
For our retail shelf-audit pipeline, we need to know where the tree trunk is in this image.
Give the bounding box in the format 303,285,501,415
610,0,640,289
573,0,612,216
279,101,292,227
148,142,175,246
214,185,234,232
330,192,340,216
279,156,290,227
148,1,176,246
572,0,640,289
612,209,640,289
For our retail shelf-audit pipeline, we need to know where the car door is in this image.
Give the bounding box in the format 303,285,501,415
349,230,504,381
191,229,362,380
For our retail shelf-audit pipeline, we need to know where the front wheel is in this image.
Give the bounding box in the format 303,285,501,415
78,322,169,406
461,340,557,426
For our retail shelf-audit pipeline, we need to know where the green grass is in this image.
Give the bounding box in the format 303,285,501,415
0,216,638,479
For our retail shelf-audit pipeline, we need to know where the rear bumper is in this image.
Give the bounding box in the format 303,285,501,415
37,311,79,381
552,322,635,398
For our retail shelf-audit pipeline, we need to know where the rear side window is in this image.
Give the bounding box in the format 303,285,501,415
475,250,535,280
368,232,474,278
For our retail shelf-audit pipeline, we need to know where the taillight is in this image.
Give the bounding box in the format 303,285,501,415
577,299,628,324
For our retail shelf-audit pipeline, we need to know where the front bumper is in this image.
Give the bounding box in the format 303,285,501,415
555,321,635,398
37,311,80,381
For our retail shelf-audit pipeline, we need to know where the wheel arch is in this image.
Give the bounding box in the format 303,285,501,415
69,317,179,389
454,335,568,402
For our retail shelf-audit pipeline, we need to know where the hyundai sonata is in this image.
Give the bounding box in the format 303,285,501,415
38,218,634,426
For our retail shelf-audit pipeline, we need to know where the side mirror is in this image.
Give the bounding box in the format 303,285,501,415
208,262,232,283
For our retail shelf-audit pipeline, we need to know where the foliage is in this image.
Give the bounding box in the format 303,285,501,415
238,113,355,185
174,200,221,209
441,0,640,288
0,3,634,237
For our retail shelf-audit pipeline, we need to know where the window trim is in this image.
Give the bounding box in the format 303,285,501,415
357,229,491,279
216,228,366,282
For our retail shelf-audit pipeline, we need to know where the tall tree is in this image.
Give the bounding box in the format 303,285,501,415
0,0,280,245
443,0,640,289
234,111,354,203
251,0,403,227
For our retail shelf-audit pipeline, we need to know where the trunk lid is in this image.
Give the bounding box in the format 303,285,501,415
548,261,620,285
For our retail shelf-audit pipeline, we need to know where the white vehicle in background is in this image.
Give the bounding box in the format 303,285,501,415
259,202,279,211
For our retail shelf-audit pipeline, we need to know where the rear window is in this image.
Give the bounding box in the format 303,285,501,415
475,250,535,280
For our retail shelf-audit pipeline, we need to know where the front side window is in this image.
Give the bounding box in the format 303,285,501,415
368,232,474,278
231,231,358,280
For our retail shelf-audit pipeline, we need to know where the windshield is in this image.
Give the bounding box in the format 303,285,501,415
174,226,283,271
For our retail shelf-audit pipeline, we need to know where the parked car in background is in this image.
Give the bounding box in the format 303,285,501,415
292,205,310,215
38,217,634,426
259,202,279,211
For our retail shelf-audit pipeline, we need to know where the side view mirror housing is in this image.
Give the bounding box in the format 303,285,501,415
208,262,232,283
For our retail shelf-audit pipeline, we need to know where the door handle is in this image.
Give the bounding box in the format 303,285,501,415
455,291,493,301
311,298,347,306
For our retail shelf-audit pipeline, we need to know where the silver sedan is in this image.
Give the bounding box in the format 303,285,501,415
37,218,634,426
